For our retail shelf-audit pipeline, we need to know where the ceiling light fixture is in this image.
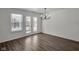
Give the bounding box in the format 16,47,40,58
40,8,51,20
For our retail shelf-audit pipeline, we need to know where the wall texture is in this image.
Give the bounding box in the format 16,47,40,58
43,8,79,41
0,8,42,43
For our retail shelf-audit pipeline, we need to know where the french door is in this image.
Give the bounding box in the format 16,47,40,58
26,16,38,35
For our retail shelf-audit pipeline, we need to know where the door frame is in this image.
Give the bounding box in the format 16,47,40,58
25,16,38,36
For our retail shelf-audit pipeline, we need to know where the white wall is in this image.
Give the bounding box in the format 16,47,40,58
0,8,42,43
43,9,79,41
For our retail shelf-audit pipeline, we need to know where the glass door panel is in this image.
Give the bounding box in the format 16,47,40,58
33,17,37,32
26,16,31,33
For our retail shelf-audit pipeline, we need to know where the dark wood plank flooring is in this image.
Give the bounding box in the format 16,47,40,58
0,33,79,51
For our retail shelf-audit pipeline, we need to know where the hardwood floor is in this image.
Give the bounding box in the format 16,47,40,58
0,33,79,51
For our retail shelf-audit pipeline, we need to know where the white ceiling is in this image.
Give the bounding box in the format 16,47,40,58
20,8,65,13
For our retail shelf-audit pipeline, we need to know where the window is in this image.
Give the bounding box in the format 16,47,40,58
11,14,23,32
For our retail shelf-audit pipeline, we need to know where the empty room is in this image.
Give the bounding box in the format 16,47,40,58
0,8,79,51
